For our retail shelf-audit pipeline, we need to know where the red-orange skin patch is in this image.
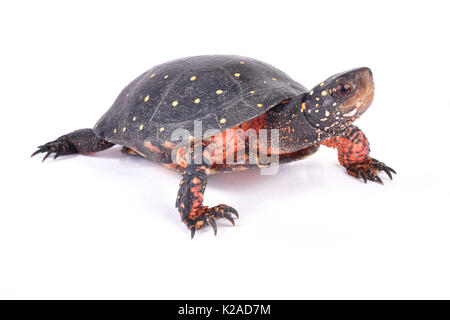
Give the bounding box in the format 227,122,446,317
162,141,175,149
173,113,269,171
124,148,137,155
144,141,163,154
238,113,267,131
321,127,370,176
208,113,268,167
188,183,204,220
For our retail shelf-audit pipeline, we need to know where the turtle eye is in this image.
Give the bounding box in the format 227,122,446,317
334,82,354,98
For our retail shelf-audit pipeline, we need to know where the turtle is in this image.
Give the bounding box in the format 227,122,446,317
32,55,396,238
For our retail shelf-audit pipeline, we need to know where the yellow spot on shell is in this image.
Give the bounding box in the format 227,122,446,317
164,75,169,79
301,102,306,112
240,61,245,64
272,78,277,81
234,73,240,77
172,100,179,107
113,129,117,134
194,98,200,104
139,124,144,130
250,91,255,94
144,95,149,102
219,118,227,124
216,89,223,95
122,127,127,132
133,116,137,122
320,82,325,87
150,73,155,78
160,127,164,132
321,90,328,96
190,76,196,81
257,103,263,107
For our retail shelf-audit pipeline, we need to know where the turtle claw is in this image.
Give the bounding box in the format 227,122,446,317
227,206,239,218
222,213,235,226
31,148,43,158
31,139,74,162
346,158,396,184
208,217,218,236
42,151,53,162
373,175,384,185
382,167,392,180
381,164,396,179
187,204,239,238
359,171,368,183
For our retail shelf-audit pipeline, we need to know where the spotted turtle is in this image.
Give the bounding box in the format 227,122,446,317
32,55,395,238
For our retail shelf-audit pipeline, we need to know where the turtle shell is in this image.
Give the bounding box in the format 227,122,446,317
94,55,307,145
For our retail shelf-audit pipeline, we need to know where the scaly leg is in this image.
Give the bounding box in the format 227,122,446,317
31,128,114,161
176,163,238,238
321,125,396,184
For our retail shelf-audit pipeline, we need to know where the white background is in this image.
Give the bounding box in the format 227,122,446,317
1,0,449,299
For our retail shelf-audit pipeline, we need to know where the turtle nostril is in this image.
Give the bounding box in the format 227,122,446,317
355,67,373,82
363,68,373,81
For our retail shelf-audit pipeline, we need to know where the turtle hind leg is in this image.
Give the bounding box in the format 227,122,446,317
31,128,115,161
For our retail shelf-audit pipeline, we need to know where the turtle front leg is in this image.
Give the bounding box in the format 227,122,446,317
321,125,396,184
31,128,114,161
176,164,238,238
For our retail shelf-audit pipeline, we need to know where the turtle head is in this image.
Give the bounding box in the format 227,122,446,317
303,67,374,133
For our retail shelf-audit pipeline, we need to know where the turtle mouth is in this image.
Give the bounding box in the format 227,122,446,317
340,68,374,119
